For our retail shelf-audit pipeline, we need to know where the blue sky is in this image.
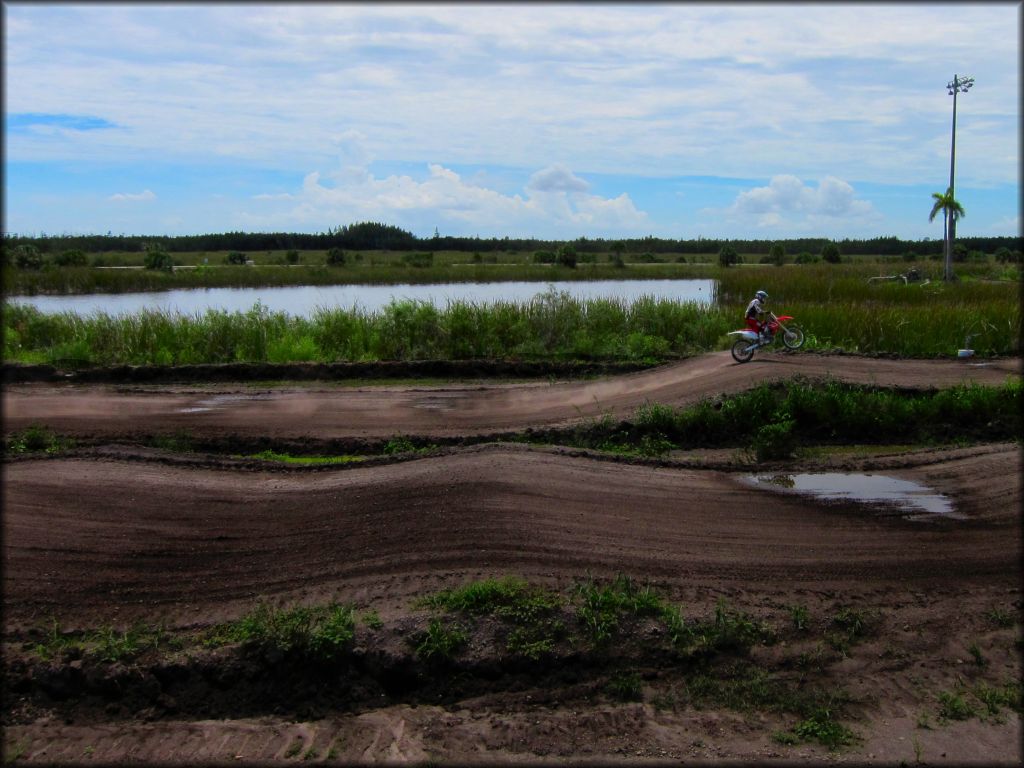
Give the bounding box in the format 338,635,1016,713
3,2,1020,240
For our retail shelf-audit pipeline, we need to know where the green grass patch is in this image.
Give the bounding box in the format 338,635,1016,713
204,602,356,658
567,379,1021,456
245,449,364,465
420,577,565,660
414,618,467,661
29,619,179,663
4,424,75,455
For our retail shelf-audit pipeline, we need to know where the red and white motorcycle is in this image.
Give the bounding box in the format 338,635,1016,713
728,311,805,363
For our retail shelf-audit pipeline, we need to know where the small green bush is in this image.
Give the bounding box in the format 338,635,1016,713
415,619,466,660
752,420,797,461
144,249,174,271
14,244,44,270
54,249,88,267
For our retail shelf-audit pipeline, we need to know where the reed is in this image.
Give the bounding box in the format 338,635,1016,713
2,271,1018,364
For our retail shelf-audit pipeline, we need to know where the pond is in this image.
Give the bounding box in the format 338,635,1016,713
5,279,716,318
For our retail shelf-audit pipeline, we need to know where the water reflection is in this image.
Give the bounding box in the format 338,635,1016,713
744,472,961,519
6,279,716,318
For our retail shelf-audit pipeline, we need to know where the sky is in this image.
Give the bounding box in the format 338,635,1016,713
3,2,1021,241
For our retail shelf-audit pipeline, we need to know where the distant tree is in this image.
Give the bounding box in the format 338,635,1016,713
820,242,841,264
717,245,739,268
767,243,787,266
326,247,347,266
54,249,88,267
994,246,1020,264
226,251,247,265
556,244,577,269
928,188,965,281
14,244,43,270
144,248,174,271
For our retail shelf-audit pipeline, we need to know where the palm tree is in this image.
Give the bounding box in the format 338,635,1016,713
929,188,966,282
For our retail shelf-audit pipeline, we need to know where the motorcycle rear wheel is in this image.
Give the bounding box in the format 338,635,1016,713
782,325,805,350
731,338,755,363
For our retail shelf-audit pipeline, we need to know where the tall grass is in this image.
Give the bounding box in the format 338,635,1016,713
2,291,730,365
621,378,1024,448
717,265,1019,356
3,269,1018,363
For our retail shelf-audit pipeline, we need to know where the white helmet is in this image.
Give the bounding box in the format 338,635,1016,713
755,290,768,302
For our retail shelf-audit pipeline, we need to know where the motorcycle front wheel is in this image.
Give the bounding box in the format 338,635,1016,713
731,338,755,363
782,325,805,350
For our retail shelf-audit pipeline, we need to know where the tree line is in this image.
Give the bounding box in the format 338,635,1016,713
2,221,1020,257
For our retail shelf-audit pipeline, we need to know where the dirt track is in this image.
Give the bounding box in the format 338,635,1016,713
2,351,1021,764
3,351,1019,440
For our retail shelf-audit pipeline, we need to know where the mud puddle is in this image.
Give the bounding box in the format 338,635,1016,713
743,472,964,520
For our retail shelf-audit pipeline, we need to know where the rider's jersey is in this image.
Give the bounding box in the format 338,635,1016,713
745,297,765,320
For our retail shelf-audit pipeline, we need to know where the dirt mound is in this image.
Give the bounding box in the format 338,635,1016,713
2,352,1021,764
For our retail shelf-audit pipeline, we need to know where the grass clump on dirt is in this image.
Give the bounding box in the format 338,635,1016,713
420,577,565,660
933,681,1023,724
571,378,1022,458
204,602,356,658
29,619,179,663
4,424,75,456
414,619,467,661
245,449,365,465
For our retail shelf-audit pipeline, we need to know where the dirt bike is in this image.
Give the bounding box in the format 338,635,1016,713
728,311,805,363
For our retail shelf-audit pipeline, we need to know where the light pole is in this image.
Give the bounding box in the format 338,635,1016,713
944,74,973,281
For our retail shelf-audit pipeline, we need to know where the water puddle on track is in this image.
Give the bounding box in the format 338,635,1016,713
177,393,271,414
742,472,964,521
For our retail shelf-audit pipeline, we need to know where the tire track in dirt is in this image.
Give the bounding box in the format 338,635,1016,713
3,352,1019,440
3,442,1019,629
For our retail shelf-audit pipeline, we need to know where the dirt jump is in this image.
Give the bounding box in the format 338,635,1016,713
3,351,1021,765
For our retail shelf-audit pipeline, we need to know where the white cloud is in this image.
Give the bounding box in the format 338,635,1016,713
527,164,590,193
108,189,155,202
722,175,877,231
242,160,648,239
4,4,1019,237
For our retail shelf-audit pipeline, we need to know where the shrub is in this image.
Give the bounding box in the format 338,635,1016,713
821,242,841,264
14,244,43,270
718,245,739,268
767,243,786,267
752,420,797,461
226,251,248,265
794,251,817,264
326,247,347,266
556,244,577,269
54,249,88,267
285,249,300,264
143,248,174,271
533,250,555,264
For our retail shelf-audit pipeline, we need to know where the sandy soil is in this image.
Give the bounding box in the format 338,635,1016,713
2,351,1021,764
3,351,1019,440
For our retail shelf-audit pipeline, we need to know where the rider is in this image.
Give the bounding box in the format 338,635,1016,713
745,290,770,341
